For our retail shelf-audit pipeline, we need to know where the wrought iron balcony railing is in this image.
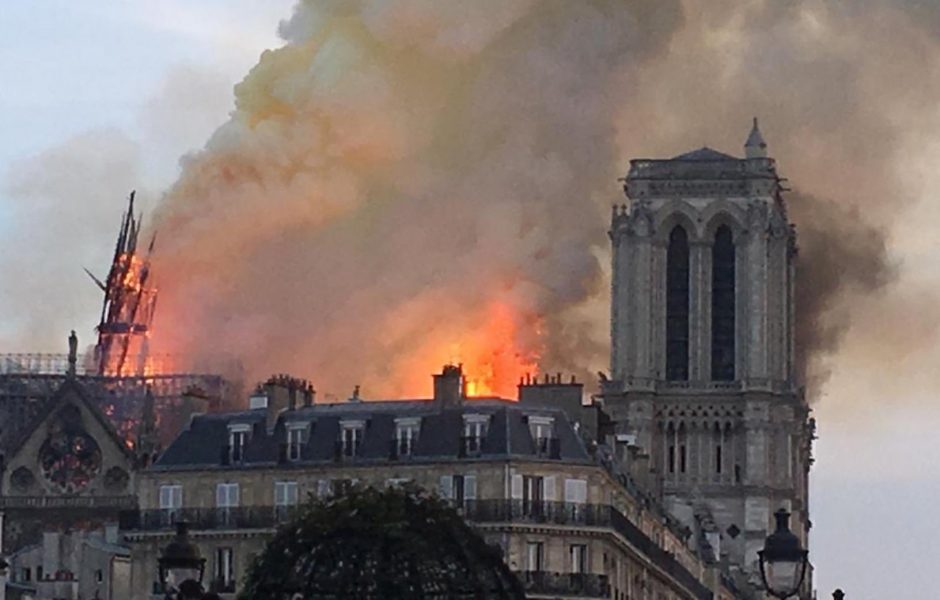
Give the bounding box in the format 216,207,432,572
121,500,712,600
119,506,300,531
517,571,610,598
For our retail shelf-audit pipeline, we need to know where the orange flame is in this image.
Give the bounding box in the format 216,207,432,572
449,301,541,398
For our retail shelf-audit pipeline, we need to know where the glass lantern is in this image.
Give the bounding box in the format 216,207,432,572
758,509,809,599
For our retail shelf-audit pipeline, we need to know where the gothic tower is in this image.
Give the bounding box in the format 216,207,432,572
603,120,813,591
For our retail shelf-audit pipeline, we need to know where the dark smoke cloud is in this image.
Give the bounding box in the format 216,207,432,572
5,0,934,406
787,192,896,389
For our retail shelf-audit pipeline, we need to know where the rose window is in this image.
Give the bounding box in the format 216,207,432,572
39,430,102,493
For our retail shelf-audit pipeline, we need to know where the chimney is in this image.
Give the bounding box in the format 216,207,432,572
174,386,210,437
261,376,292,433
302,384,314,407
433,364,464,408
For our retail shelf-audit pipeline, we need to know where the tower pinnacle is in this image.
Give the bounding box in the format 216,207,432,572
745,117,768,158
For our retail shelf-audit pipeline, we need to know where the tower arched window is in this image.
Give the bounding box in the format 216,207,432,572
711,225,735,381
666,226,690,381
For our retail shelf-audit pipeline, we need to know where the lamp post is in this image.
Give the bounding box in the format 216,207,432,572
158,522,206,600
758,508,809,599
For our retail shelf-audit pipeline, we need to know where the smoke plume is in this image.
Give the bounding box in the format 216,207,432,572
148,0,940,400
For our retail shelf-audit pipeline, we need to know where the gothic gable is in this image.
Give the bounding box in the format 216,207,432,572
1,379,136,498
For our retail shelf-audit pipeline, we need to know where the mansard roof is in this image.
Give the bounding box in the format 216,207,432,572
152,398,592,470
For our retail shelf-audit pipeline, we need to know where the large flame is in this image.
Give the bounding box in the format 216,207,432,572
455,302,541,398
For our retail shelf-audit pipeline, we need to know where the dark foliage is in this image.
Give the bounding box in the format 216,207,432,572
239,485,525,600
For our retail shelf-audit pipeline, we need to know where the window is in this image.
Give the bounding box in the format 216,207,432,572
462,415,489,455
680,444,687,473
527,416,554,455
570,545,587,574
159,484,183,524
563,479,587,504
666,225,690,381
332,478,355,496
228,424,251,463
95,569,104,584
21,568,31,582
287,424,306,461
395,418,420,456
526,542,544,572
274,481,299,517
668,444,676,474
439,474,476,505
216,483,239,525
340,421,364,457
317,479,331,498
715,443,723,474
711,225,736,380
214,547,235,593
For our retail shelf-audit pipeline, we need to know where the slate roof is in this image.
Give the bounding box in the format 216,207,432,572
153,398,592,471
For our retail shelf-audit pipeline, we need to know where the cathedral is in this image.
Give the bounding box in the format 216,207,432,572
601,119,813,586
0,121,813,600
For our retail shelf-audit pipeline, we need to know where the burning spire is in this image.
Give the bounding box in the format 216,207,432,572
88,191,158,376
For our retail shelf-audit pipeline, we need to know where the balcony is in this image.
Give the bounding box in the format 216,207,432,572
0,495,137,510
121,501,712,600
119,506,299,532
518,571,610,599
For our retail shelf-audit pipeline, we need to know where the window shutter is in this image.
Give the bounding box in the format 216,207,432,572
564,479,588,504
543,476,556,502
288,482,298,505
439,475,453,499
229,484,240,507
216,484,226,507
275,482,285,506
464,475,477,500
511,474,523,500
159,486,169,508
173,486,182,508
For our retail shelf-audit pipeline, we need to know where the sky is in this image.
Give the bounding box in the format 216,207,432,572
1,2,937,598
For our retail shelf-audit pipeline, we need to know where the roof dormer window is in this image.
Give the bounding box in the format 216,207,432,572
394,417,420,458
527,415,557,458
461,414,489,456
286,422,308,461
228,424,251,464
339,420,365,458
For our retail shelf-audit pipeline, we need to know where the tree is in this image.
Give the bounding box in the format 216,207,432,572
239,485,525,599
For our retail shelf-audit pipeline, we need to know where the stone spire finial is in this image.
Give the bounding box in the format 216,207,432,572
67,330,78,377
745,117,768,158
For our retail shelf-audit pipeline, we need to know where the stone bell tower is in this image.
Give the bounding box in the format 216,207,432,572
602,120,813,590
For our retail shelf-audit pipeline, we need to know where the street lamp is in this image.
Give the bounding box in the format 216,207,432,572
758,508,809,599
158,522,206,600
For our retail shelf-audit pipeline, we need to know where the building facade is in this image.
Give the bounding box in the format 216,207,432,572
601,121,813,594
0,378,138,600
123,370,739,600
